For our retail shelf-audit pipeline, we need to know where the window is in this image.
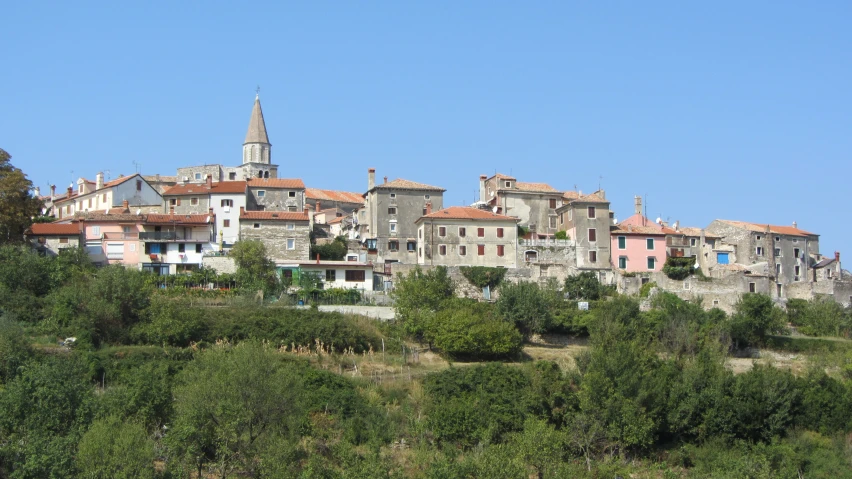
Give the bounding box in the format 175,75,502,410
497,228,504,238
792,238,799,243
389,193,396,199
388,240,399,251
749,282,756,293
647,257,656,270
775,236,781,242
477,227,485,237
136,179,142,191
690,238,697,247
459,227,466,237
195,173,202,180
588,228,596,242
102,194,107,202
424,194,431,200
794,265,800,278
497,245,504,257
589,251,597,263
59,237,69,244
257,190,266,197
559,213,564,224
717,252,729,264
618,256,627,269
407,241,416,251
756,246,764,256
617,236,626,249
223,219,230,227
459,245,467,256
229,172,237,180
389,222,397,233
439,245,446,255
289,191,296,198
422,208,427,215
281,269,293,279
588,206,596,218
756,235,761,241
253,223,260,229
439,226,446,236
170,198,177,206
549,198,557,209
287,239,295,250
326,270,336,281
477,244,485,256
774,248,782,257
190,197,199,206
345,270,366,282
288,206,297,212
179,243,186,253
388,207,397,215
549,217,556,228
365,238,377,250
88,198,92,208
92,226,101,237
418,229,422,239
646,238,654,250
196,244,202,253
286,223,295,230
776,263,781,275
794,248,800,258
221,199,233,207
505,181,511,187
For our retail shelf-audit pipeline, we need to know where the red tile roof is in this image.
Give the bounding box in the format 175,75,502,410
673,227,722,239
104,175,136,188
373,178,445,192
611,225,668,235
27,223,80,235
570,192,608,204
305,188,364,204
211,181,247,194
247,178,306,189
717,220,816,237
417,206,519,222
240,211,310,221
162,184,212,196
514,181,558,193
146,214,213,225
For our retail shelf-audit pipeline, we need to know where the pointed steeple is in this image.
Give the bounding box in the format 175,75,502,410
244,94,270,144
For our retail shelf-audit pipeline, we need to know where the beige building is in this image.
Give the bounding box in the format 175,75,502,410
479,173,566,235
415,206,519,268
555,191,612,274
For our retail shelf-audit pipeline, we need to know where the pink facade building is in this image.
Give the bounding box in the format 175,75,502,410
610,214,668,273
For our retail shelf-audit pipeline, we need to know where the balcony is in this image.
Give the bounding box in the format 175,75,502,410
103,232,139,240
140,231,213,242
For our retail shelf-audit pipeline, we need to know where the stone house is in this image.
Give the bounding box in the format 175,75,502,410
414,206,519,268
140,213,217,275
478,173,566,235
246,178,306,212
162,177,215,215
239,208,311,262
305,188,364,214
360,168,445,265
25,223,83,256
705,220,820,297
53,173,162,220
555,191,612,276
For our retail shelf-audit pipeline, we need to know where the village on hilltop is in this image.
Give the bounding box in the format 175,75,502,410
26,95,850,312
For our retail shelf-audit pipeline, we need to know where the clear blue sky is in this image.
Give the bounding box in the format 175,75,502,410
3,1,850,256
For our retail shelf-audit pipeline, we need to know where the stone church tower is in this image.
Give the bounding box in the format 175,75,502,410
241,94,278,179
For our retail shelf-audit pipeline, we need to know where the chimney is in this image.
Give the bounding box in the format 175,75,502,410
122,199,129,211
316,200,321,212
368,168,375,190
170,206,175,214
50,185,56,199
479,175,487,202
836,252,842,279
206,174,213,189
67,186,73,199
239,206,245,215
304,205,310,216
599,189,605,199
383,176,388,184
792,221,798,229
96,172,104,190
425,201,432,215
634,196,642,215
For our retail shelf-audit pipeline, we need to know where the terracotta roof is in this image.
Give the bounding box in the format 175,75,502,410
492,173,517,180
717,220,816,237
372,178,445,192
73,212,145,222
305,188,364,204
618,214,664,229
672,227,722,239
327,216,347,225
162,184,211,196
146,214,213,225
27,223,80,235
143,175,177,183
240,211,310,221
104,175,136,188
514,181,558,193
570,192,608,204
611,225,668,235
562,191,581,201
247,178,305,189
210,181,247,194
417,206,519,222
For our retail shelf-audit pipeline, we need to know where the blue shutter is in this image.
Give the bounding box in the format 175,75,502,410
717,252,729,265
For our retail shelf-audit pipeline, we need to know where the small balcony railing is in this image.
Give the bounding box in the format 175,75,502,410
103,232,139,240
140,231,212,242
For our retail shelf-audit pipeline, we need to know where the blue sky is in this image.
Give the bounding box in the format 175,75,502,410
3,1,850,255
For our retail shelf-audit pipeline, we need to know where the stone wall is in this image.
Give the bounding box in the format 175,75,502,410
177,166,223,183
786,280,852,307
202,255,237,274
166,196,211,215
366,188,443,264
247,188,304,212
239,221,311,262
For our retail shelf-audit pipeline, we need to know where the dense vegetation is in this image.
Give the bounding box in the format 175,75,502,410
2,247,852,477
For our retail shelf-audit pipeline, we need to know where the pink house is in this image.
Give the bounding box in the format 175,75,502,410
75,209,145,268
611,214,668,273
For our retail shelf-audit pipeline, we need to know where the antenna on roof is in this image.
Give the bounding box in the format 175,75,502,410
132,161,141,174
598,175,603,191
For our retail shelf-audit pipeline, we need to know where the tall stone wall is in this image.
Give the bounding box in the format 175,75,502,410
239,221,311,262
202,256,237,274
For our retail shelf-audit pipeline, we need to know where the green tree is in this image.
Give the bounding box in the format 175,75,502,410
168,342,301,478
77,416,155,479
0,149,41,244
729,293,787,347
392,266,455,338
564,271,607,300
310,235,348,260
230,239,279,294
0,318,33,383
496,281,555,336
427,299,522,359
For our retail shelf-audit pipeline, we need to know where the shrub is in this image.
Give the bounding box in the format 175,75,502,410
427,300,522,359
729,293,788,347
459,266,507,290
662,257,695,280
310,236,348,261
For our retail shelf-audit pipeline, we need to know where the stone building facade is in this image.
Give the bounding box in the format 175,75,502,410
246,178,305,212
555,191,612,275
25,223,83,256
415,206,519,268
360,168,445,264
479,173,566,234
239,209,311,262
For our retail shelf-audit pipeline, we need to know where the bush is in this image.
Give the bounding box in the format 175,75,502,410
392,266,455,338
459,266,506,290
496,281,555,336
310,236,348,261
427,300,522,359
729,293,787,347
564,272,609,300
639,281,657,298
662,257,695,280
